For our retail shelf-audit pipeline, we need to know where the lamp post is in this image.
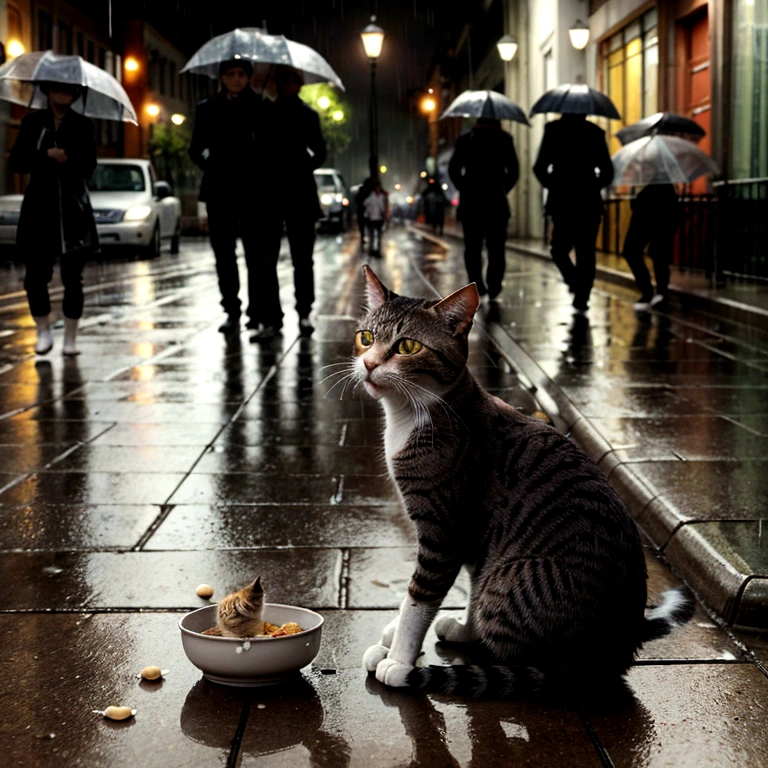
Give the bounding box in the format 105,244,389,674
360,16,384,178
568,20,590,50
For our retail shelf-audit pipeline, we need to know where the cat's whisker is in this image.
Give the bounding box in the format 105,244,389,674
318,367,355,387
324,371,358,400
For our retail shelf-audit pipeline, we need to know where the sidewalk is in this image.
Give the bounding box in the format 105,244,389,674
0,231,767,766
417,219,768,632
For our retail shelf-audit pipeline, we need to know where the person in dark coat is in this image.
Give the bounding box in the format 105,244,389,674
252,66,327,340
188,58,264,333
533,114,614,312
9,82,98,356
622,183,681,309
422,177,446,235
355,176,376,247
448,117,519,300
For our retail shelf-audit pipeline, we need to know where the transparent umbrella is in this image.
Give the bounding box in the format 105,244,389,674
0,51,137,123
439,90,530,125
181,27,344,90
530,82,620,119
616,112,705,145
611,135,719,186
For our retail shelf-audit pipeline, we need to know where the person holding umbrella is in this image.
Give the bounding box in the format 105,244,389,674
448,117,520,302
252,65,327,340
531,82,618,312
8,81,98,356
188,58,265,334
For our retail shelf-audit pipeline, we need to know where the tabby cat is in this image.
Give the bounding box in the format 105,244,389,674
208,576,265,638
354,266,693,697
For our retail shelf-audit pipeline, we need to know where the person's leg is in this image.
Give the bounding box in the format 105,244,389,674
571,211,602,311
238,203,263,329
206,200,241,328
485,215,510,299
371,220,384,255
60,251,87,355
622,212,654,302
24,252,55,354
647,213,680,299
549,215,577,291
461,215,487,295
252,215,285,335
286,216,316,322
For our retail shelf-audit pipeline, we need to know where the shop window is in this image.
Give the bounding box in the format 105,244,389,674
731,0,768,179
599,8,659,153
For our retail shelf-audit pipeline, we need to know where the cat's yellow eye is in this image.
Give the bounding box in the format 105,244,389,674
397,338,423,355
356,330,374,348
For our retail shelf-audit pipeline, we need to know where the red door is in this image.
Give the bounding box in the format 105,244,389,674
678,8,711,194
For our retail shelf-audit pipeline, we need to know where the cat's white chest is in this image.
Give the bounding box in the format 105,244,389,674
382,402,416,475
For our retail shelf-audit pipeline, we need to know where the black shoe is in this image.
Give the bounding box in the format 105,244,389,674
245,318,261,330
572,296,589,312
299,317,315,337
218,316,239,333
250,325,279,342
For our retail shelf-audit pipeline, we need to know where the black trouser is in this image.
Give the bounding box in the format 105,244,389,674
461,213,509,298
367,219,384,253
549,209,603,305
622,210,680,299
25,250,86,319
257,214,317,328
206,197,260,320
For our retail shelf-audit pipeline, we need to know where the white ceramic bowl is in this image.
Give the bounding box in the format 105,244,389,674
179,603,324,687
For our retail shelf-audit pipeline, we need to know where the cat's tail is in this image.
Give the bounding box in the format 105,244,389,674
640,586,696,643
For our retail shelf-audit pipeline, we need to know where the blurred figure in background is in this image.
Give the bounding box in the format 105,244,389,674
253,66,326,340
449,117,519,302
189,58,263,334
9,81,98,356
355,176,376,248
622,183,681,310
422,177,446,236
362,179,389,257
533,114,613,312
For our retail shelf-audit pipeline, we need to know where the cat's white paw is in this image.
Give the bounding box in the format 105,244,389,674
375,657,414,688
381,618,398,647
362,643,390,672
435,615,476,643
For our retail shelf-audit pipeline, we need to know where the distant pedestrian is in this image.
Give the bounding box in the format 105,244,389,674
9,81,98,356
356,176,376,247
448,117,519,301
188,58,263,334
533,114,613,312
252,66,327,340
422,177,446,235
362,180,388,256
622,184,681,310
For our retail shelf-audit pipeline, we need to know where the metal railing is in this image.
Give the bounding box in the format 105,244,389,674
713,178,768,280
596,183,768,282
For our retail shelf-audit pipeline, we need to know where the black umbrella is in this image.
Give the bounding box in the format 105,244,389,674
616,112,705,145
439,90,530,126
529,83,621,120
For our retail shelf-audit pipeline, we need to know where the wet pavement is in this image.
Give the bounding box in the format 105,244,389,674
0,229,767,767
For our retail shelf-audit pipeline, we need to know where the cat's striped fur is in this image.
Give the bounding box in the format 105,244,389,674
356,266,694,697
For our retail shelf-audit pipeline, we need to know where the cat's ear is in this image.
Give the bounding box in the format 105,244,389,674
250,576,264,596
433,283,480,337
363,265,393,310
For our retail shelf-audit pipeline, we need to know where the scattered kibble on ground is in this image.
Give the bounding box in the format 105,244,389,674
195,584,214,598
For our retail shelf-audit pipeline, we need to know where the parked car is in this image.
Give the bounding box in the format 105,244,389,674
89,159,181,258
0,158,181,259
314,168,350,233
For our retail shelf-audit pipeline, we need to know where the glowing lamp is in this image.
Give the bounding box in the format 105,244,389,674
569,20,590,50
7,39,25,58
496,35,518,62
360,17,385,59
145,103,160,118
170,113,186,126
124,57,140,73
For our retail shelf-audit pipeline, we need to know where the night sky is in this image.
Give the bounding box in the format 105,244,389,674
109,0,461,187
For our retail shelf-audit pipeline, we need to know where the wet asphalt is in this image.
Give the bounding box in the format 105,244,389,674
0,228,766,767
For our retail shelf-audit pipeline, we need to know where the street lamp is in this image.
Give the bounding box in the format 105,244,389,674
361,15,384,178
6,39,25,58
496,35,518,62
569,20,590,50
317,95,331,110
170,113,186,126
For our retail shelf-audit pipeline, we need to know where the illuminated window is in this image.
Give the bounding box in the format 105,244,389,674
598,9,659,153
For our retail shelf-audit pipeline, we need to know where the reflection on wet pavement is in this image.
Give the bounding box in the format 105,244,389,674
1,231,767,766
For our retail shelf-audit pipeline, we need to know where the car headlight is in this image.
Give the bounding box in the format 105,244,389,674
334,193,343,203
123,205,153,222
320,193,334,205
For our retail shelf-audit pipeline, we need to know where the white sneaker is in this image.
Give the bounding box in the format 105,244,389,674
650,294,668,307
633,297,652,311
35,327,53,355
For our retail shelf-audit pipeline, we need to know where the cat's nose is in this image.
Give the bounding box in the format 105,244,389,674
363,356,377,372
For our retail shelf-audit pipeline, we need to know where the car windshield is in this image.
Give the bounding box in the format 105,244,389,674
90,164,146,192
315,173,335,189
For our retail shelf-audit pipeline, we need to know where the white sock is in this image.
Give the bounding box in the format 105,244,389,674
63,317,80,356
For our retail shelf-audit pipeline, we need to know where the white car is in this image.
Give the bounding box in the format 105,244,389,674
89,159,181,258
314,168,349,233
0,158,181,258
